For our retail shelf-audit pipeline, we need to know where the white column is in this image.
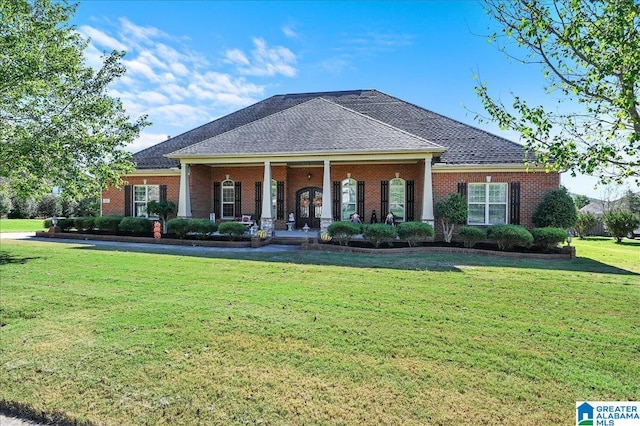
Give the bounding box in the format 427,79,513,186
320,159,333,232
421,155,434,226
260,161,274,234
177,163,192,218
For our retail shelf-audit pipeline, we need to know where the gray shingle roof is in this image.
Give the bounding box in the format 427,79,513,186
133,89,529,169
169,98,444,157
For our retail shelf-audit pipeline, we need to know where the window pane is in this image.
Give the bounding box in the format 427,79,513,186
488,184,507,203
342,179,357,220
147,185,159,201
468,184,486,203
468,204,486,224
222,204,234,217
222,188,234,203
389,178,405,221
134,186,146,202
488,204,507,224
271,180,277,217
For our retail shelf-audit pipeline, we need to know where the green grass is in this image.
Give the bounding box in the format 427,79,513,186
0,219,47,233
0,238,638,425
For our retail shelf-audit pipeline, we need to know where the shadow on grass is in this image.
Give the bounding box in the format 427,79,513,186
0,251,41,265
68,244,638,276
1,400,96,426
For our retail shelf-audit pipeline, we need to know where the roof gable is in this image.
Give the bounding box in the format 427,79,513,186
168,97,445,158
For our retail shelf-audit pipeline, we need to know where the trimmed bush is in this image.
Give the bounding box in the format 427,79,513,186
458,225,487,248
575,212,598,239
0,192,12,217
167,218,192,239
363,224,397,248
218,221,248,241
603,210,640,243
74,216,96,232
57,218,75,231
532,227,566,251
327,221,362,246
532,187,577,228
397,221,434,247
487,224,533,250
95,216,124,233
119,217,153,236
189,219,218,239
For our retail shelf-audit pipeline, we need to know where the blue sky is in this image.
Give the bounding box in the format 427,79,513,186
71,0,625,198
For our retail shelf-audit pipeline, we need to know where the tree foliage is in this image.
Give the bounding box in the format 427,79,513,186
575,211,598,239
435,193,467,243
573,194,591,210
532,187,577,228
0,0,149,199
476,0,640,185
602,210,640,243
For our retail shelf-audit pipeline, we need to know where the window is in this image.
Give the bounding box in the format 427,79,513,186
341,178,357,220
222,179,235,218
389,177,405,221
133,185,159,217
468,183,507,225
271,179,277,217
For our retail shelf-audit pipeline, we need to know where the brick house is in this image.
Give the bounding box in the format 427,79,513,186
101,89,560,235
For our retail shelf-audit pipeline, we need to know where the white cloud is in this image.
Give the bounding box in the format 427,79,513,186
79,25,128,51
138,90,169,105
170,62,189,76
282,25,299,39
229,38,297,77
128,132,170,153
118,17,165,45
225,48,250,66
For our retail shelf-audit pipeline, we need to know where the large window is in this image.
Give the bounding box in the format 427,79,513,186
271,179,277,217
468,183,507,225
341,178,357,220
222,179,235,218
389,177,405,221
133,185,159,217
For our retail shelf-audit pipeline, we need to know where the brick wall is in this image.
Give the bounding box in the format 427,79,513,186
105,164,560,233
101,175,180,216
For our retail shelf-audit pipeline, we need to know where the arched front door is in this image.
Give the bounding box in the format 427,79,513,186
296,187,322,229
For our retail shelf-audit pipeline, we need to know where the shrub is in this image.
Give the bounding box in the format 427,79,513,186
146,200,177,233
602,210,640,243
94,216,124,233
9,197,37,218
575,212,598,239
397,221,434,247
119,217,153,236
363,224,397,248
487,224,533,250
532,187,577,228
531,227,567,251
327,221,361,246
61,197,79,217
435,193,467,243
37,194,62,218
218,221,248,241
167,218,191,239
0,192,12,217
74,216,96,232
458,226,487,248
57,218,75,231
75,197,100,217
189,219,217,238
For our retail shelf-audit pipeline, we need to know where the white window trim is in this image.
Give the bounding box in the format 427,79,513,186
221,179,235,219
389,177,406,222
467,183,508,225
341,178,357,221
133,185,159,218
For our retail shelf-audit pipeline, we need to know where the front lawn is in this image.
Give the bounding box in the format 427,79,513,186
0,238,638,425
0,219,47,233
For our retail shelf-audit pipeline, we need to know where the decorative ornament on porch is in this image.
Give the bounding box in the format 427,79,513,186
300,198,310,207
153,221,162,239
257,229,267,240
320,232,332,242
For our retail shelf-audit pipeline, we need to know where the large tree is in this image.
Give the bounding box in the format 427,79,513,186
0,0,148,199
476,0,639,185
